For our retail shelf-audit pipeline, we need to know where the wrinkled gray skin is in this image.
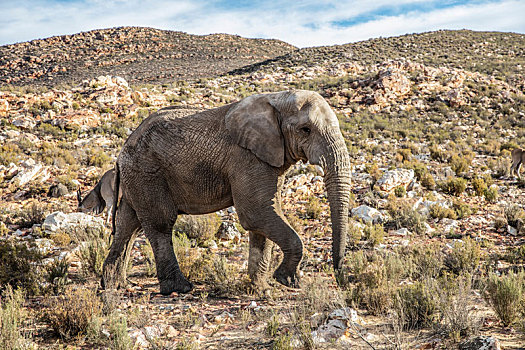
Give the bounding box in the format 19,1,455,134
103,90,351,295
510,148,525,179
77,168,120,225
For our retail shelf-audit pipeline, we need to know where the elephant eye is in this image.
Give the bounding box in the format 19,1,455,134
300,126,311,134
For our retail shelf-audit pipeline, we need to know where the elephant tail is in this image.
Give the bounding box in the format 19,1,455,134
111,163,121,235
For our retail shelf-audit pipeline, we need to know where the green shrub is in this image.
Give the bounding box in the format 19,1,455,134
363,223,384,247
42,288,103,339
387,199,427,235
504,204,525,228
437,275,479,341
173,214,221,245
449,154,470,175
394,186,407,198
305,196,323,219
444,237,481,275
0,240,43,295
429,204,456,220
45,258,70,295
0,286,27,350
108,313,131,350
452,201,476,219
0,143,21,166
439,177,467,196
410,243,444,279
484,186,498,203
471,177,488,196
484,270,525,327
395,281,437,330
74,227,110,277
421,172,436,189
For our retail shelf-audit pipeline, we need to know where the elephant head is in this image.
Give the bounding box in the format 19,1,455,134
225,90,351,275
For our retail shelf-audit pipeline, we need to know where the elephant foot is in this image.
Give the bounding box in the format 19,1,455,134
248,277,272,295
159,277,193,295
273,269,301,289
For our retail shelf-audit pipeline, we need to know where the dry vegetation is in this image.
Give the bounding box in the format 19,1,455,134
0,28,524,349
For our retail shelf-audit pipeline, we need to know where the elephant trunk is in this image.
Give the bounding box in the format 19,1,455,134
320,133,351,274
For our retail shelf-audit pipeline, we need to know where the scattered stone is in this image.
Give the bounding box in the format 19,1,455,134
43,211,105,234
393,228,411,236
216,222,241,243
351,205,385,224
10,160,50,187
375,168,415,192
459,336,501,350
48,183,69,198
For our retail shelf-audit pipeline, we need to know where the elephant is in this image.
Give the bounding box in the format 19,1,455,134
77,168,120,225
510,148,525,179
102,90,351,295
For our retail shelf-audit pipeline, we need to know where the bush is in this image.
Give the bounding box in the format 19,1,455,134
449,154,470,175
74,227,110,277
504,204,525,229
173,214,221,245
42,288,103,339
471,177,488,196
363,223,384,247
421,172,436,189
439,177,467,196
0,240,43,295
0,286,27,350
484,186,498,203
45,258,70,295
395,281,437,330
387,199,427,235
437,275,479,341
444,237,481,275
484,270,525,327
305,196,323,219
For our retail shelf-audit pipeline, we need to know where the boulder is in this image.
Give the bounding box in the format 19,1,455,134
351,205,385,224
375,168,414,192
48,183,69,198
43,211,105,234
459,336,500,350
10,160,50,187
12,116,36,130
216,222,241,243
311,307,363,346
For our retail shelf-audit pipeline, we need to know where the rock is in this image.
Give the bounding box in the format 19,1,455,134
393,228,411,236
375,168,415,192
507,225,518,236
312,307,363,346
0,99,9,116
442,218,459,233
43,211,105,234
216,222,241,243
12,116,36,130
48,183,69,198
351,205,385,224
10,161,50,187
459,336,500,350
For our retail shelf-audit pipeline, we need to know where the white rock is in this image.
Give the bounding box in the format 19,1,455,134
216,222,241,243
393,228,411,236
375,168,414,192
10,162,50,187
351,205,385,224
43,211,105,234
507,225,518,236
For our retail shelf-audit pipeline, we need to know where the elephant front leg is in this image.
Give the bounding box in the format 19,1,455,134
248,230,274,291
102,199,140,290
145,227,193,295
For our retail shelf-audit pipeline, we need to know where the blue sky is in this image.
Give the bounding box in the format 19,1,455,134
1,0,524,47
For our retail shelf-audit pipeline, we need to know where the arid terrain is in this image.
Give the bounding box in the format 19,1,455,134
0,28,524,350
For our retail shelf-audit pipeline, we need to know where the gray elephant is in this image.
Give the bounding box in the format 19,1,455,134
103,90,351,295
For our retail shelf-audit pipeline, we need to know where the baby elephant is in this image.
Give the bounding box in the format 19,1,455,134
77,168,120,225
510,148,525,179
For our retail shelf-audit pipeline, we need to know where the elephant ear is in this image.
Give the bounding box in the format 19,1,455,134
225,94,284,167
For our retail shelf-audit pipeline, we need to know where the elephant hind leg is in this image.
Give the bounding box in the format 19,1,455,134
248,230,274,291
142,219,193,295
102,198,140,290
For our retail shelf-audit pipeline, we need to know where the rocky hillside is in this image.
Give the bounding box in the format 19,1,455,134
1,30,525,349
233,30,525,89
0,26,296,87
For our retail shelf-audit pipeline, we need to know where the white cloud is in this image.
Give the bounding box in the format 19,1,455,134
0,0,524,47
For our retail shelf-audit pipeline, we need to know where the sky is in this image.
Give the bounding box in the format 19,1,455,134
1,0,524,48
